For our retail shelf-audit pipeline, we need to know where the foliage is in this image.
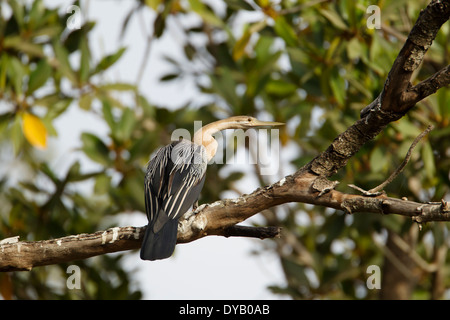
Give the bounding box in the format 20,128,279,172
0,0,449,299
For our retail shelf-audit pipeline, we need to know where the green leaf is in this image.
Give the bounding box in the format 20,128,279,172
329,68,346,105
266,79,297,97
210,67,240,112
28,59,52,94
0,54,8,90
346,37,362,61
436,88,449,118
287,47,312,79
225,0,254,10
153,12,166,38
319,8,348,30
93,47,126,74
66,161,102,182
394,121,422,138
3,36,45,57
137,95,155,118
53,41,77,84
233,20,266,61
63,23,94,53
28,0,45,30
188,0,224,27
98,83,136,91
80,132,111,166
145,0,163,10
11,114,24,155
7,56,26,95
160,73,179,82
274,16,297,47
79,37,90,83
116,108,136,143
94,174,112,195
254,35,275,64
79,93,93,110
7,0,24,29
281,258,311,287
421,141,436,180
102,99,116,131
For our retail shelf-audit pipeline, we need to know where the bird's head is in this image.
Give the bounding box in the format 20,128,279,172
223,116,284,129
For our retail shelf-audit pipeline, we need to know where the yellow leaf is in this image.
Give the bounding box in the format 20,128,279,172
232,21,266,61
233,29,252,61
22,112,47,149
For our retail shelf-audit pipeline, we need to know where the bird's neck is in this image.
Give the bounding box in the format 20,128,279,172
193,120,231,162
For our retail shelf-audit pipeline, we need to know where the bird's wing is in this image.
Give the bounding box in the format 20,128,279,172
162,141,207,220
144,143,172,222
144,141,207,233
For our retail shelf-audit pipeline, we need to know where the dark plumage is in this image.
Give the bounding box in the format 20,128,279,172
140,140,207,261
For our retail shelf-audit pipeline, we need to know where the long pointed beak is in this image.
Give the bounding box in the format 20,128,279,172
250,120,285,128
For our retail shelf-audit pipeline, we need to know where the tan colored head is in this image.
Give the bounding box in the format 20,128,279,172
212,116,284,130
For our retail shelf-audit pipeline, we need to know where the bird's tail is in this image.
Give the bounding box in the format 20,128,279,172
140,219,178,261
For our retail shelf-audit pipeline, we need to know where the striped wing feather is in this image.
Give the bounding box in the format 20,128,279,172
144,140,207,233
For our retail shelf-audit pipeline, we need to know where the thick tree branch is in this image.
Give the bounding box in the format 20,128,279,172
0,227,145,272
0,224,281,272
406,64,450,105
304,108,404,177
2,174,449,272
177,173,450,244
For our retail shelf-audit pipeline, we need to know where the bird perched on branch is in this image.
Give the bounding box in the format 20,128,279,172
140,116,284,260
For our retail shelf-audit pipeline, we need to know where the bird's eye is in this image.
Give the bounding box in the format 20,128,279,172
247,117,252,122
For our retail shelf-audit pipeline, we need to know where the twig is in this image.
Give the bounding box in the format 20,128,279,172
223,225,281,239
369,124,434,193
405,64,450,106
389,231,438,272
349,124,434,196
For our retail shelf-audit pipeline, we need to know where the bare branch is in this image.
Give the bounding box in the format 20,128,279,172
368,124,434,193
0,223,280,272
349,124,434,196
223,225,281,239
0,227,145,272
405,64,450,105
